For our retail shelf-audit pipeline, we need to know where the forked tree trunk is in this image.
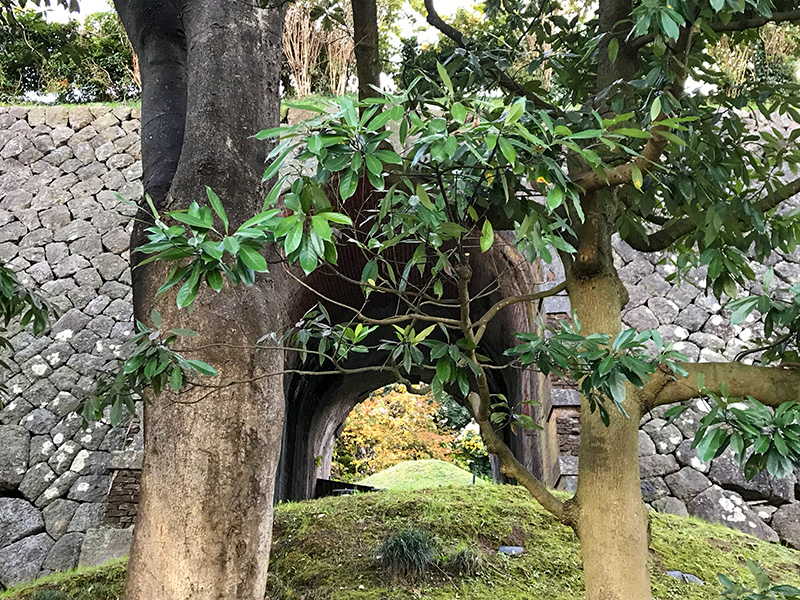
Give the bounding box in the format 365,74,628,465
565,230,653,600
115,2,287,599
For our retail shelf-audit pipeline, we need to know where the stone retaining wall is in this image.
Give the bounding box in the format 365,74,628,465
0,105,141,589
0,105,799,587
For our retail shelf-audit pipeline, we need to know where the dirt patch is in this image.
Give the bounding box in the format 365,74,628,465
707,538,734,553
505,525,526,547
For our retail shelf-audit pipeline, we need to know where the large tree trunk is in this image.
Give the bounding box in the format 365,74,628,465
351,0,381,101
115,2,287,599
564,197,653,600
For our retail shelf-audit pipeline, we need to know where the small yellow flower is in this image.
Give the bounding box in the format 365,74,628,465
536,176,549,184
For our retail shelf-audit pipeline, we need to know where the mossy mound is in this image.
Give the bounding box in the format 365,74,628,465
358,459,488,491
4,485,800,600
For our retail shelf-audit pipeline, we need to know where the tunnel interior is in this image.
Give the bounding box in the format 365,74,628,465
274,233,551,502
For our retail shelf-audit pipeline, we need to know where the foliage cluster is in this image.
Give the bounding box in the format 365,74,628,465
0,9,138,103
332,385,460,480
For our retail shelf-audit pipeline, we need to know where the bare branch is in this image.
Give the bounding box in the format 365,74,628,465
474,281,567,343
284,268,463,328
646,361,800,409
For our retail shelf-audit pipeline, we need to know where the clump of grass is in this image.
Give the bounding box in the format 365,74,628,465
375,529,436,582
444,546,483,576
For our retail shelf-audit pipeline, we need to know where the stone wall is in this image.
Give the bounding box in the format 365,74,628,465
0,105,141,589
0,105,799,587
543,204,800,549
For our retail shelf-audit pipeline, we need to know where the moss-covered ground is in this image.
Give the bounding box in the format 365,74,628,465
358,459,489,491
3,484,799,600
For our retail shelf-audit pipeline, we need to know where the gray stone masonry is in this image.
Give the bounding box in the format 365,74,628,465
0,106,139,588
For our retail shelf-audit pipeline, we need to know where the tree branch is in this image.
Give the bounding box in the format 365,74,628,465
473,281,567,343
630,10,800,50
626,175,800,252
423,0,564,116
647,361,800,409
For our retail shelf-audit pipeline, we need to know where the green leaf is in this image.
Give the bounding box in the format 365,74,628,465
451,102,467,124
497,137,516,165
480,220,494,253
361,259,378,285
339,169,359,201
416,183,434,210
650,96,662,122
436,61,453,94
631,164,643,190
505,98,525,125
238,245,268,272
187,359,218,376
205,187,228,233
608,37,619,63
170,366,183,391
546,186,564,210
176,264,201,309
311,215,332,241
660,13,680,40
206,269,224,291
150,309,161,328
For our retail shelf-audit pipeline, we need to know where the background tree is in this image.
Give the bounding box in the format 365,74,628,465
332,384,458,480
0,9,139,102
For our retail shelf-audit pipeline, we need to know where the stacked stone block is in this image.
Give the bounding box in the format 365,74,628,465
0,105,140,589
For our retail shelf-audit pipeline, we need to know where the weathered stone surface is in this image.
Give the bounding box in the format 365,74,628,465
641,477,670,503
43,499,79,539
36,471,79,508
49,440,82,476
664,467,712,502
638,431,656,457
79,527,133,567
42,532,84,571
643,419,683,454
68,502,105,532
0,425,29,490
68,107,93,130
20,408,59,435
771,503,800,549
0,533,54,587
19,462,57,501
688,486,779,542
0,498,44,546
67,474,111,502
640,454,679,479
708,451,796,505
70,450,111,475
652,497,689,516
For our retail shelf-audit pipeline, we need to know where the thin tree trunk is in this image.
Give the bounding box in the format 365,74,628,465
566,260,653,600
116,2,288,599
351,0,381,100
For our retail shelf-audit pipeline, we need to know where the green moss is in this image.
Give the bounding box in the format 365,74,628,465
3,486,799,600
0,560,126,600
358,459,489,490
